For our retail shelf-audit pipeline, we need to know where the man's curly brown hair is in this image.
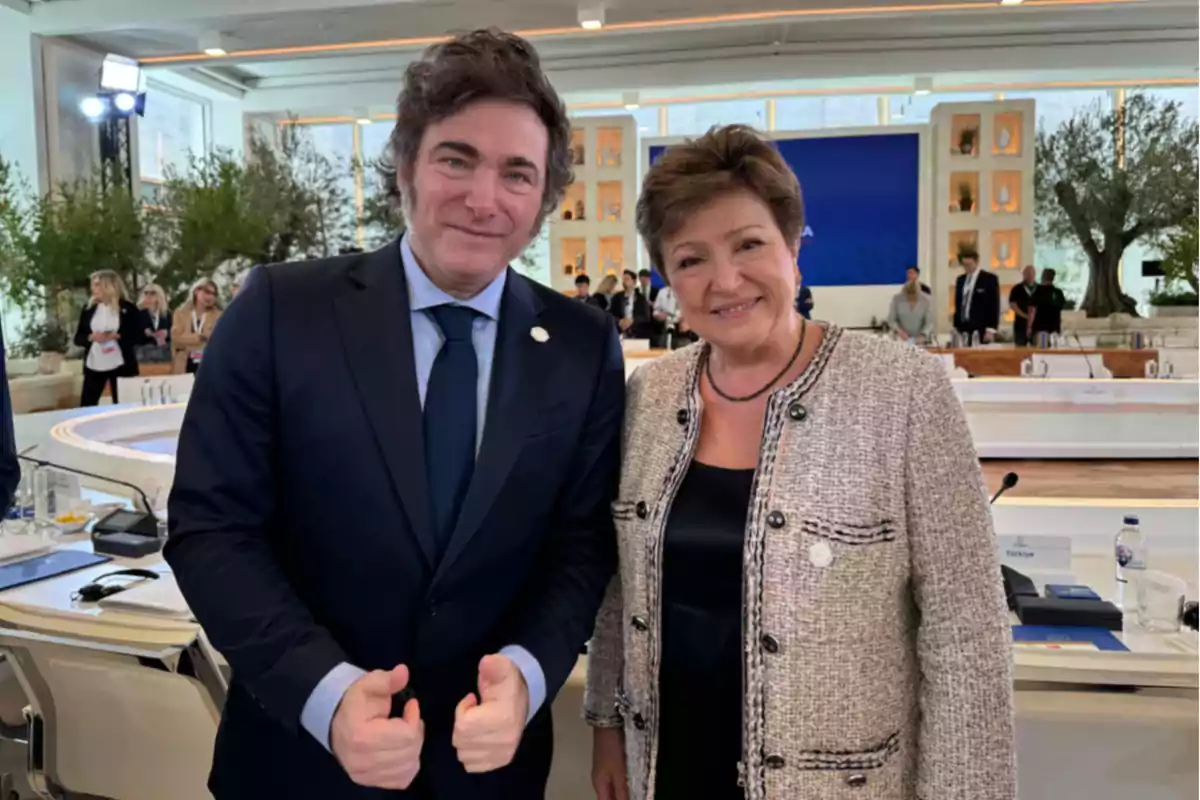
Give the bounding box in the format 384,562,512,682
385,28,573,229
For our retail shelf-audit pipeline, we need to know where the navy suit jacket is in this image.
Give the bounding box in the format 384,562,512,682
0,324,18,516
953,270,1001,333
165,243,624,799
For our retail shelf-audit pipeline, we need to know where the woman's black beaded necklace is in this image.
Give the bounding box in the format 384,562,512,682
704,318,807,403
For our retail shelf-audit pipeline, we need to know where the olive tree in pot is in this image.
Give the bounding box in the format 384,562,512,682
1035,93,1198,317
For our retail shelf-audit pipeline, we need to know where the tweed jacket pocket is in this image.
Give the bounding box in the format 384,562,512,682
774,733,909,799
800,516,897,546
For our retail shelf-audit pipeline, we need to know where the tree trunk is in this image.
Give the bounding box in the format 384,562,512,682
1082,246,1139,317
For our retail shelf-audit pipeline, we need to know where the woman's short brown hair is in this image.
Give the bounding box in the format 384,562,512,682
388,28,573,226
637,125,805,277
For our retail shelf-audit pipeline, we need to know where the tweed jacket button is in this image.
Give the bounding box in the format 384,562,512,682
632,713,646,731
635,501,649,519
787,402,807,421
765,754,786,769
676,409,688,425
846,773,868,788
631,615,649,632
761,634,780,654
767,510,786,529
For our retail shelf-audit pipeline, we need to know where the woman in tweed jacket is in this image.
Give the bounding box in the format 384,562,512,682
585,126,1015,800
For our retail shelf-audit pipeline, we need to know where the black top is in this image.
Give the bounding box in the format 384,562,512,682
656,461,753,800
1008,282,1039,318
72,299,143,377
1032,285,1066,334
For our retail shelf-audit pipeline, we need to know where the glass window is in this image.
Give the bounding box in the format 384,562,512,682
774,95,878,132
667,100,767,136
305,123,357,204
884,93,997,125
138,85,207,180
1139,85,1199,123
1000,89,1110,134
570,106,660,138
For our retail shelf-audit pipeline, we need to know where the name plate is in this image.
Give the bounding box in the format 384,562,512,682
996,534,1073,572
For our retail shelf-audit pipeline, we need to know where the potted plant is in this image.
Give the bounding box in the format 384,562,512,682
957,183,974,213
14,319,71,375
958,127,977,156
1148,287,1199,318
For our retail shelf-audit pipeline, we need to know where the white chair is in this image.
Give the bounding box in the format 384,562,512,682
2,640,219,800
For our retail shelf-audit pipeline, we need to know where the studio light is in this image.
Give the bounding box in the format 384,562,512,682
914,77,933,96
578,4,605,29
113,92,137,113
622,91,640,111
999,0,1024,5
355,108,373,126
80,96,106,119
99,54,141,93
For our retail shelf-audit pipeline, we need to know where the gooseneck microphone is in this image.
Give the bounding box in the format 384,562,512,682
1071,333,1096,379
990,471,1019,505
17,452,155,514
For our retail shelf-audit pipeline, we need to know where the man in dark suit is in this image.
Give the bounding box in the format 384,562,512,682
166,29,623,800
609,269,654,339
953,251,1000,343
0,322,18,517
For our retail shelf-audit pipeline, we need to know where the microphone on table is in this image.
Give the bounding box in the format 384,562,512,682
1071,333,1096,379
17,452,155,515
990,471,1019,505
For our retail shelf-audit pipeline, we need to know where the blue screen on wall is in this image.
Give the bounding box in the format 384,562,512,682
647,132,919,287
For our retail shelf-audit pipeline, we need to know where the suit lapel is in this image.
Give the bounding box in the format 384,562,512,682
433,271,545,584
334,244,437,570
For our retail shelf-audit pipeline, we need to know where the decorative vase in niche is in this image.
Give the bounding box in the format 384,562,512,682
998,242,1011,264
997,127,1012,150
997,185,1011,209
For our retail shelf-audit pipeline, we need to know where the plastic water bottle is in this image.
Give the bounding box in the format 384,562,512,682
1114,515,1147,611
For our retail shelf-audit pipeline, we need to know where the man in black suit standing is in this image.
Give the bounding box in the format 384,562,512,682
166,29,623,800
609,269,654,339
953,250,1000,343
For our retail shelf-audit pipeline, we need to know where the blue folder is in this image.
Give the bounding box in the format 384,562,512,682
1011,625,1129,652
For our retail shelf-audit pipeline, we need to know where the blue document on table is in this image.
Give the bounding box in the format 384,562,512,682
1011,625,1129,652
0,550,111,593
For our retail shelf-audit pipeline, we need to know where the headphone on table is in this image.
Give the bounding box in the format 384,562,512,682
72,569,161,603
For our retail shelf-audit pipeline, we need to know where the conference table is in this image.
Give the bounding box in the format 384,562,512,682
931,346,1157,378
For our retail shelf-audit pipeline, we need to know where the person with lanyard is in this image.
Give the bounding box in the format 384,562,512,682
171,277,222,375
1007,265,1039,347
73,269,143,406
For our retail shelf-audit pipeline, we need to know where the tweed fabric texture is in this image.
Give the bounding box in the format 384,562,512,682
584,325,1016,800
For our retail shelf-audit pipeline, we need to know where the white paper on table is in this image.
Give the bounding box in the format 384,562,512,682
98,574,192,618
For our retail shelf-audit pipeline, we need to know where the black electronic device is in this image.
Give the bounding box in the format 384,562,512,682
1141,260,1165,278
92,508,162,558
1014,595,1124,631
1001,564,1039,612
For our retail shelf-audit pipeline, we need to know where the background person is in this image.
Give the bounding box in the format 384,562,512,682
73,269,141,406
171,278,222,375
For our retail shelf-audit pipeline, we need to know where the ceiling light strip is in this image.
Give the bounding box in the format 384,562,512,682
139,0,1141,65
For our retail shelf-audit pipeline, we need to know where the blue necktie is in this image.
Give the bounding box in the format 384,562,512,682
424,304,479,558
